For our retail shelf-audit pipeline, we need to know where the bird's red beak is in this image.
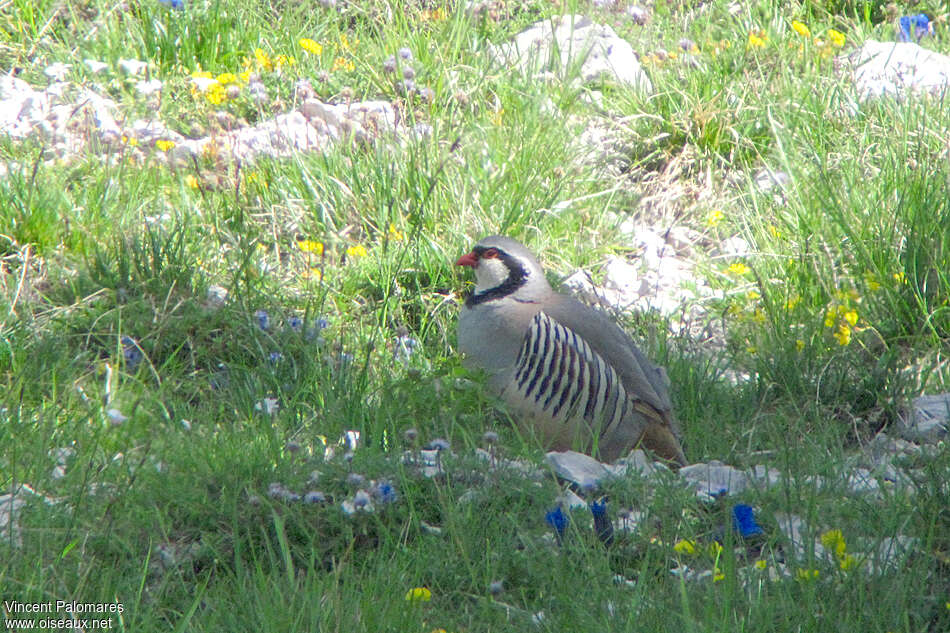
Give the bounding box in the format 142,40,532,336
455,251,478,267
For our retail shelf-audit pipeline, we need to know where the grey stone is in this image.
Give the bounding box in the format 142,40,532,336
545,450,612,489
900,393,950,442
679,460,749,498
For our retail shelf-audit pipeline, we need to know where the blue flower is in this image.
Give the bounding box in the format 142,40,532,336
254,310,270,331
304,490,326,504
373,480,398,505
590,499,613,546
898,14,932,42
268,351,283,364
158,0,185,8
545,506,568,542
286,316,303,332
732,504,764,538
315,317,330,330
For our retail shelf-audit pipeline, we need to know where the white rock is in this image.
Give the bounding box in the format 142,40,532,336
603,256,640,301
0,486,55,547
44,63,71,81
720,236,750,257
754,169,790,192
118,58,149,75
900,393,950,442
106,408,128,425
557,488,588,510
300,98,341,129
84,59,109,74
607,449,660,477
135,79,164,96
747,464,782,488
848,40,950,100
679,460,749,498
774,512,826,559
490,15,652,93
545,450,612,489
206,285,228,307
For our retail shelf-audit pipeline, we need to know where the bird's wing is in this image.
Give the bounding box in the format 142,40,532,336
542,295,676,430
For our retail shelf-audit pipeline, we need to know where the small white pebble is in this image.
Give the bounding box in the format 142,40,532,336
84,59,109,73
118,58,148,75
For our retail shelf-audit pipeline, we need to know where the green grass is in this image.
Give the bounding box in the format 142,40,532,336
2,0,950,630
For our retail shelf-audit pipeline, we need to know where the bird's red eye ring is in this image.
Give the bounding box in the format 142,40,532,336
482,248,499,258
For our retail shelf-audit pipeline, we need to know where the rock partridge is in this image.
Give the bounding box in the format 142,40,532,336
456,236,687,466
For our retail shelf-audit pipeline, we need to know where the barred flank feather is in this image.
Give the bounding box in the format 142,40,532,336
513,312,630,442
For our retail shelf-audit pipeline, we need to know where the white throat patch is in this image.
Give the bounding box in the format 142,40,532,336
474,256,511,292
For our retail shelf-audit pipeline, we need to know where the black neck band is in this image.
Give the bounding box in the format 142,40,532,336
465,252,529,307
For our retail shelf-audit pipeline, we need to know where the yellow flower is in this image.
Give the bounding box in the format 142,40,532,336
746,345,757,354
405,587,432,603
843,310,858,326
796,568,819,581
795,339,805,352
331,56,355,72
191,69,213,79
791,20,811,38
346,244,368,258
388,223,404,241
297,239,324,255
239,70,252,82
827,29,846,48
216,72,238,84
708,541,723,557
339,33,359,51
824,310,836,328
820,529,848,559
706,209,724,227
893,271,907,284
864,271,881,291
713,569,725,582
785,295,801,310
747,291,761,301
274,54,295,68
748,32,767,48
205,82,227,105
254,47,273,71
422,7,447,21
155,140,176,152
302,267,323,281
767,224,782,239
754,559,767,570
833,324,852,346
727,262,750,275
673,539,697,555
300,38,323,55
839,554,859,571
121,135,139,147
185,174,199,189
490,107,504,126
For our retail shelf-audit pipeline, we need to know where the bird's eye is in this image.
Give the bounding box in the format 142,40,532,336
482,248,499,258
